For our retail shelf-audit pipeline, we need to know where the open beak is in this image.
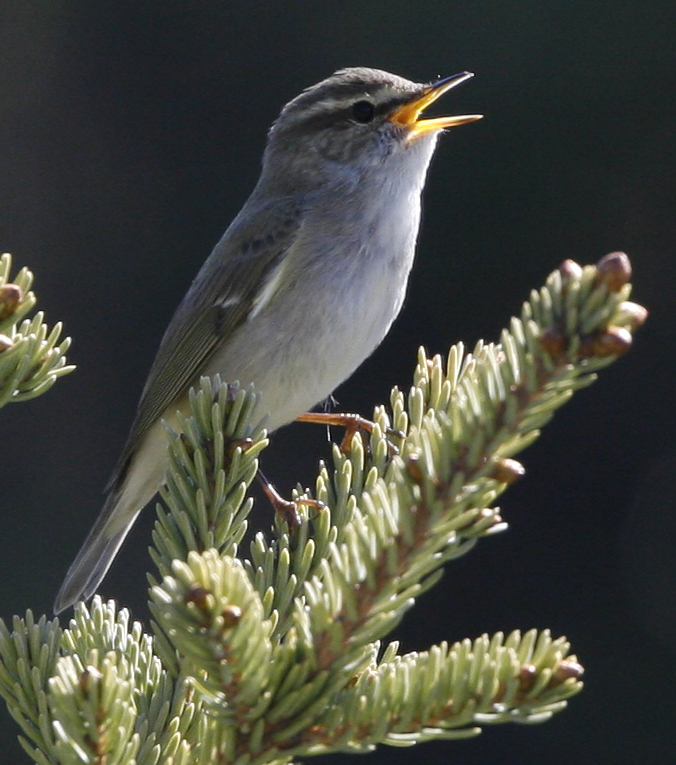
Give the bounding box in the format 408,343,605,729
389,71,482,139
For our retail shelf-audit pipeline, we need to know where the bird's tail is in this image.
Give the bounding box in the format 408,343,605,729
53,490,140,614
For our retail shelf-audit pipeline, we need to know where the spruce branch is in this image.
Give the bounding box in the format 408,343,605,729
0,253,74,406
0,611,61,764
0,253,646,764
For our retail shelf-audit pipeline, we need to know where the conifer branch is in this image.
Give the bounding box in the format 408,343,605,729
0,253,74,407
0,252,646,764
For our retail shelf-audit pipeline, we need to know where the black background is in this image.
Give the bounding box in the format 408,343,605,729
1,3,675,764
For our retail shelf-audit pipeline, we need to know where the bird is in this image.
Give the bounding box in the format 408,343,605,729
54,67,482,613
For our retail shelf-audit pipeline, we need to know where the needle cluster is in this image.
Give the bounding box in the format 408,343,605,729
0,253,74,407
0,252,645,764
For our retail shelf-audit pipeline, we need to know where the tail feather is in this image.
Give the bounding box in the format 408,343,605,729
54,417,172,614
53,492,140,614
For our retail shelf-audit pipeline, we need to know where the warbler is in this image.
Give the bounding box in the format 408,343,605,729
54,67,481,613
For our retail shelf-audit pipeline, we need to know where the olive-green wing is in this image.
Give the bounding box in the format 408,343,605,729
108,197,303,488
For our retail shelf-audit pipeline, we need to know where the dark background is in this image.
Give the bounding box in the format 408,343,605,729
1,3,675,763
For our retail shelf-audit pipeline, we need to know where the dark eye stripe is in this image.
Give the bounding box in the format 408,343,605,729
346,95,416,123
373,95,413,118
282,93,419,136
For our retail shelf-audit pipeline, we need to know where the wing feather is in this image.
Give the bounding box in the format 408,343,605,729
108,197,303,488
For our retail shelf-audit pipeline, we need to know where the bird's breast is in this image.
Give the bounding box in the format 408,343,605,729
203,163,429,431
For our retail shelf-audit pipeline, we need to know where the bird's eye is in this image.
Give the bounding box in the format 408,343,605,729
351,100,375,123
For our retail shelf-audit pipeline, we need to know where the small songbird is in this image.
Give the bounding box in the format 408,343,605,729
54,67,482,613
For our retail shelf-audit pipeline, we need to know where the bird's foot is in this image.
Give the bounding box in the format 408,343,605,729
296,411,404,455
258,470,323,530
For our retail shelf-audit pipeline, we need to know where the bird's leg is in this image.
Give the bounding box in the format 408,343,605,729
295,411,404,455
257,470,323,530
